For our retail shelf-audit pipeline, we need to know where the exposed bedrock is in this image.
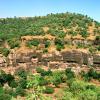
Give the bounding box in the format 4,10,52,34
3,49,100,69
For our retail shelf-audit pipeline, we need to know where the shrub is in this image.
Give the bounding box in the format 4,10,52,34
8,80,18,88
40,69,52,76
51,71,64,87
0,94,12,100
7,39,20,49
80,71,91,81
0,74,7,85
15,86,26,96
77,42,86,49
55,38,64,51
18,79,27,89
69,30,77,36
44,86,54,94
96,46,100,51
43,49,48,53
0,73,14,85
88,68,97,78
86,84,96,90
4,88,16,97
89,47,96,53
44,40,51,48
26,40,39,47
36,67,44,73
31,54,37,58
0,48,10,57
70,80,86,94
0,87,4,95
87,68,100,80
0,33,7,41
57,31,66,38
79,90,97,100
56,44,63,51
4,74,14,83
80,29,88,38
63,18,71,26
65,68,75,80
38,77,48,86
15,68,27,79
55,90,73,100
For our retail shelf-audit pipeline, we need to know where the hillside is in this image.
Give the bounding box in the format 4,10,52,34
0,12,100,53
0,12,100,100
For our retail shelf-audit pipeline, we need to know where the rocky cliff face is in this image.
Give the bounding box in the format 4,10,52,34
0,54,6,67
1,49,98,70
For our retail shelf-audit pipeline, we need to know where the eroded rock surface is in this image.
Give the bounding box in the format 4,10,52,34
0,49,99,69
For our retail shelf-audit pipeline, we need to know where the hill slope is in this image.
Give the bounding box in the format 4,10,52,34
0,12,100,55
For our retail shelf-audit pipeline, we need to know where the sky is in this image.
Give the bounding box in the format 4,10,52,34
0,0,100,22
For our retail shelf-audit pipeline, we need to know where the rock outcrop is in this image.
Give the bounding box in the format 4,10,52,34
0,49,99,69
93,54,100,66
0,54,6,67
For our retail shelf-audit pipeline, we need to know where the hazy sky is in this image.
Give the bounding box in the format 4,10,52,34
0,0,100,22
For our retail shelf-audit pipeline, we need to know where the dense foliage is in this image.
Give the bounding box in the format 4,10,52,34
0,67,100,100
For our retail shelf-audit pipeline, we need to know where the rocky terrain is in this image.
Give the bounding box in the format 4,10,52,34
0,12,100,72
0,12,100,100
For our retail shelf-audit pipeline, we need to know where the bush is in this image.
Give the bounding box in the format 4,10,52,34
51,71,64,87
55,90,73,100
70,80,86,94
15,68,27,79
15,86,26,96
36,67,44,73
88,68,100,80
40,69,52,76
26,40,39,48
8,80,18,88
4,74,14,83
18,79,27,89
43,49,48,53
0,94,12,100
86,84,96,90
55,38,64,50
0,48,10,57
79,90,97,100
81,71,91,81
57,31,66,38
31,54,37,58
7,39,20,49
89,47,96,53
4,88,16,97
56,44,63,51
44,86,54,94
0,87,4,95
80,29,88,38
65,68,75,80
0,73,14,85
44,40,51,48
38,77,48,86
96,46,100,51
81,68,100,81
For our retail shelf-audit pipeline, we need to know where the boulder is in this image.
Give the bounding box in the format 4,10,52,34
93,54,100,67
61,50,83,65
16,53,31,63
0,54,6,67
82,52,89,65
52,51,63,61
49,61,61,69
